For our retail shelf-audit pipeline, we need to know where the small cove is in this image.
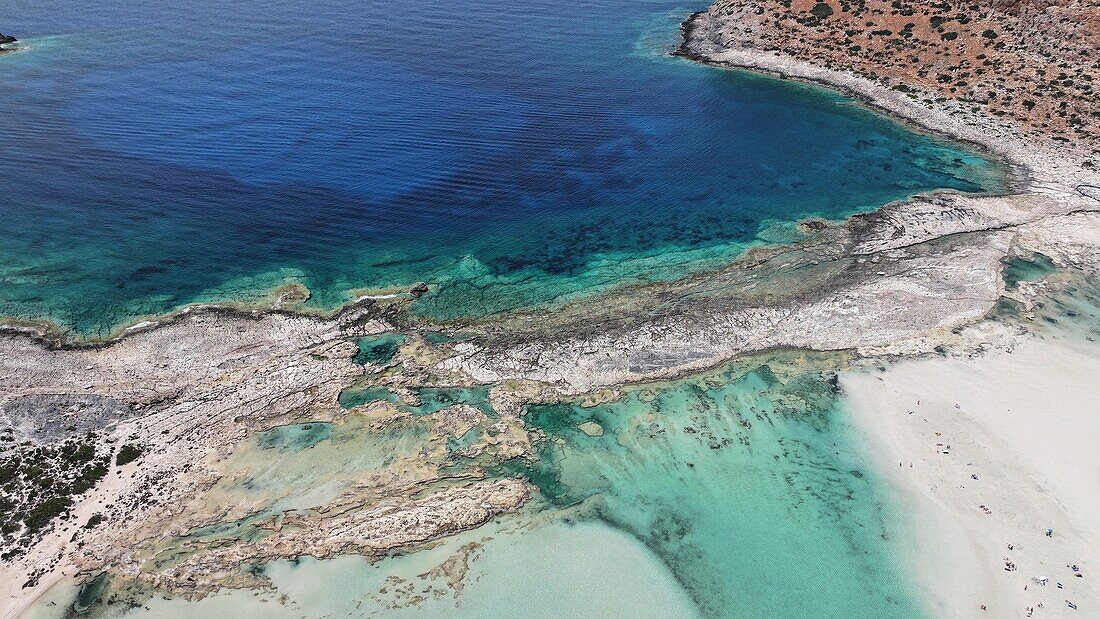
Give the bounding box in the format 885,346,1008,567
0,0,1005,340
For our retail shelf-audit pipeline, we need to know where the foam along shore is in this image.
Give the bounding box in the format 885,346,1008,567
843,331,1100,616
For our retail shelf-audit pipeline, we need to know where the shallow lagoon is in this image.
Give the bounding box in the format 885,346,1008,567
30,520,698,618
506,359,922,617
35,355,924,618
0,0,1005,339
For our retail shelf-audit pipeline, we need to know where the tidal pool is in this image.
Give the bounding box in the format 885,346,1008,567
353,334,408,366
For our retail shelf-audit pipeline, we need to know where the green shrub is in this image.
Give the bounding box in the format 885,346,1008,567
811,2,834,19
116,444,143,466
24,496,73,532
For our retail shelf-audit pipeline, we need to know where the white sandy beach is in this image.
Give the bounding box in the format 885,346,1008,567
844,333,1100,617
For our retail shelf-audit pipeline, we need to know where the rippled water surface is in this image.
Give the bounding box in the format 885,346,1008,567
0,0,1004,338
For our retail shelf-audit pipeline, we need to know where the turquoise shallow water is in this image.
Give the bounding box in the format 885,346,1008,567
32,357,925,618
505,360,922,617
254,422,334,452
0,0,1005,339
30,520,699,618
352,333,408,366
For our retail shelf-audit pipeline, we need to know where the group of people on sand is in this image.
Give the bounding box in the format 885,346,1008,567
906,399,1089,616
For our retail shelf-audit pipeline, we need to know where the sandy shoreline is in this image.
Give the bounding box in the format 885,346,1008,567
844,332,1100,617
676,8,1100,616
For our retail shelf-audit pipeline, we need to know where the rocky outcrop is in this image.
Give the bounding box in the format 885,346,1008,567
442,189,1098,392
125,479,528,596
0,33,17,53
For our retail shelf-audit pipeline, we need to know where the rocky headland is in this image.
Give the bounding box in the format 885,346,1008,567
679,0,1099,159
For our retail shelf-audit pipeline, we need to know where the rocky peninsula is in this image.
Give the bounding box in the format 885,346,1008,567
679,0,1099,158
2,1,1100,616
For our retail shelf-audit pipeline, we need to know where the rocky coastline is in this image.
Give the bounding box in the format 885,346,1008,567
4,174,1097,615
678,0,1099,158
676,12,1097,188
2,3,1100,616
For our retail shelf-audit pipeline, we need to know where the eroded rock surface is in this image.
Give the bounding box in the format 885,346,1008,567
444,191,1097,392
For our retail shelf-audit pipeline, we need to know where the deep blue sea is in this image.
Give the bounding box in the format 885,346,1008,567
0,0,1003,339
